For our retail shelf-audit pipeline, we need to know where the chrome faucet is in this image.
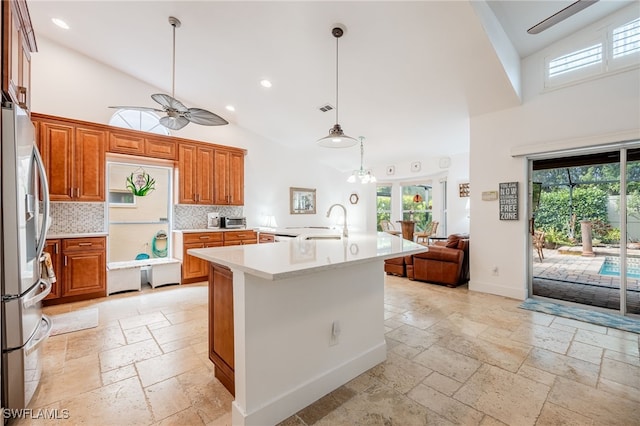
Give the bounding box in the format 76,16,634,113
326,203,348,238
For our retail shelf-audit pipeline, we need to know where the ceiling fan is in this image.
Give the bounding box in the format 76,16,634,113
110,16,228,130
527,0,599,34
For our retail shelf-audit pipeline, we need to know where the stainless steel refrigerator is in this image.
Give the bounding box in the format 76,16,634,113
1,101,52,410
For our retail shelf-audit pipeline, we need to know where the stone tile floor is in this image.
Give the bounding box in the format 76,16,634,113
533,248,640,313
14,276,640,425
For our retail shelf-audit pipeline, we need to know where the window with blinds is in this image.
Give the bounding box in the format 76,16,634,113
548,44,603,78
544,13,639,89
612,17,640,59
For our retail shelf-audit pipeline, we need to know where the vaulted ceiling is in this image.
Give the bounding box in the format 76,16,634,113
27,1,634,172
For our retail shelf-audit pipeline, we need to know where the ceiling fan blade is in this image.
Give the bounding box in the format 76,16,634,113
185,108,229,126
108,105,164,112
159,115,190,130
151,93,188,112
527,0,599,34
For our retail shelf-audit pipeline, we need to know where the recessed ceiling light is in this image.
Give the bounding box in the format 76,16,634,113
225,105,235,112
260,79,272,88
52,18,69,30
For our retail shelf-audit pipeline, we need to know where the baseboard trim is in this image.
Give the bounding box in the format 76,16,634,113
231,341,387,426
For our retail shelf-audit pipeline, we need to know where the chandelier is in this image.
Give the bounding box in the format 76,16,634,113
347,137,377,184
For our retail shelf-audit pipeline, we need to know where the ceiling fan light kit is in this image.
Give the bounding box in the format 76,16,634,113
109,16,228,131
317,25,358,148
527,0,599,34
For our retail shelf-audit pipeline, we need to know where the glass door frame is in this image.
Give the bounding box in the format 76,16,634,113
527,142,640,317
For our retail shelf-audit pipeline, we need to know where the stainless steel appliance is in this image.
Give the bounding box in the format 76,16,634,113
1,101,52,410
220,216,246,229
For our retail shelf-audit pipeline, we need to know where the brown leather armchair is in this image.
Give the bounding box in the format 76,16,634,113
406,234,469,287
384,255,413,277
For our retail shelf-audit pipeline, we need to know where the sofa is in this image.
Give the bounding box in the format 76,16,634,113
405,234,469,287
383,255,413,277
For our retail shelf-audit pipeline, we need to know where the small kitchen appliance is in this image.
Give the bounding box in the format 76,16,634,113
207,212,220,229
221,216,246,229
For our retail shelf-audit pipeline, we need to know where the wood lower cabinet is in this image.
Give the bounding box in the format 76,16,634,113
209,263,235,395
178,232,224,284
43,239,62,300
175,231,257,283
223,230,257,246
43,236,106,305
258,233,275,243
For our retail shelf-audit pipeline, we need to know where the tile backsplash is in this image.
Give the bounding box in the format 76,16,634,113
173,205,243,229
46,202,242,233
48,202,105,234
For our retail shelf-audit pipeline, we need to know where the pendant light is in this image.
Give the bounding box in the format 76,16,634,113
317,26,358,148
347,137,377,184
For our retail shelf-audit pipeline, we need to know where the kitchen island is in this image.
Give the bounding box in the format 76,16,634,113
188,231,426,426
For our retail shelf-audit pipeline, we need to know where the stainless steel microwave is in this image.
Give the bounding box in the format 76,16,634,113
221,217,246,229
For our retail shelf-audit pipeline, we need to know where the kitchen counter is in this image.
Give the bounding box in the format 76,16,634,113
47,232,108,239
189,231,424,280
188,232,426,426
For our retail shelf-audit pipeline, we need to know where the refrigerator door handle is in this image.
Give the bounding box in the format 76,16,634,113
33,146,50,259
24,315,53,356
22,279,52,308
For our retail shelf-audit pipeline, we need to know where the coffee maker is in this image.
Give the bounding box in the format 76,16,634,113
207,212,220,229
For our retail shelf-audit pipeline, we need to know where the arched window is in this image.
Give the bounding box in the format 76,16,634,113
109,109,169,135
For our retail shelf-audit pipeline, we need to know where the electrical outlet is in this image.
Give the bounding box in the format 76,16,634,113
492,266,499,276
330,320,341,346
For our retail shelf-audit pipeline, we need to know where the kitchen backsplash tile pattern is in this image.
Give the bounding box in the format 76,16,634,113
48,202,105,234
174,205,243,229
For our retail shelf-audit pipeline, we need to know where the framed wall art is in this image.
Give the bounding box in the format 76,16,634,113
290,187,316,214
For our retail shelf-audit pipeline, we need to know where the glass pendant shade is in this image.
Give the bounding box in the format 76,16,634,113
347,137,377,184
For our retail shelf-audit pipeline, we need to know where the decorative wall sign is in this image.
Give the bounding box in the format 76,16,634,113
459,183,470,197
499,182,519,220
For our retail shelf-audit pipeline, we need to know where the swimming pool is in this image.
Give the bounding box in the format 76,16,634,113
599,256,640,279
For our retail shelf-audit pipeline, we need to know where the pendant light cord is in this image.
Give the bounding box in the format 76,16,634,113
335,36,339,125
171,22,176,98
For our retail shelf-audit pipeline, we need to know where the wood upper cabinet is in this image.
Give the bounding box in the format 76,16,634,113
2,0,37,112
109,131,176,160
214,149,244,205
37,117,105,201
178,143,214,205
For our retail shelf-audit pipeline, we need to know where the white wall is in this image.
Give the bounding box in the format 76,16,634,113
32,36,469,236
469,32,640,300
31,37,368,232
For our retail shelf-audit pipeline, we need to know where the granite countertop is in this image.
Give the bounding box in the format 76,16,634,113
188,231,427,281
47,232,109,239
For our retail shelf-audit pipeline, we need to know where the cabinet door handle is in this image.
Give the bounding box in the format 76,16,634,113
64,256,67,266
54,243,59,254
78,242,92,246
199,236,210,240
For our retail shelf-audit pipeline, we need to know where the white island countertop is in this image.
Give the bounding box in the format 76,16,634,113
188,231,426,281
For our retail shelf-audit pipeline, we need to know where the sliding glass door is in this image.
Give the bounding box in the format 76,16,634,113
530,145,640,317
